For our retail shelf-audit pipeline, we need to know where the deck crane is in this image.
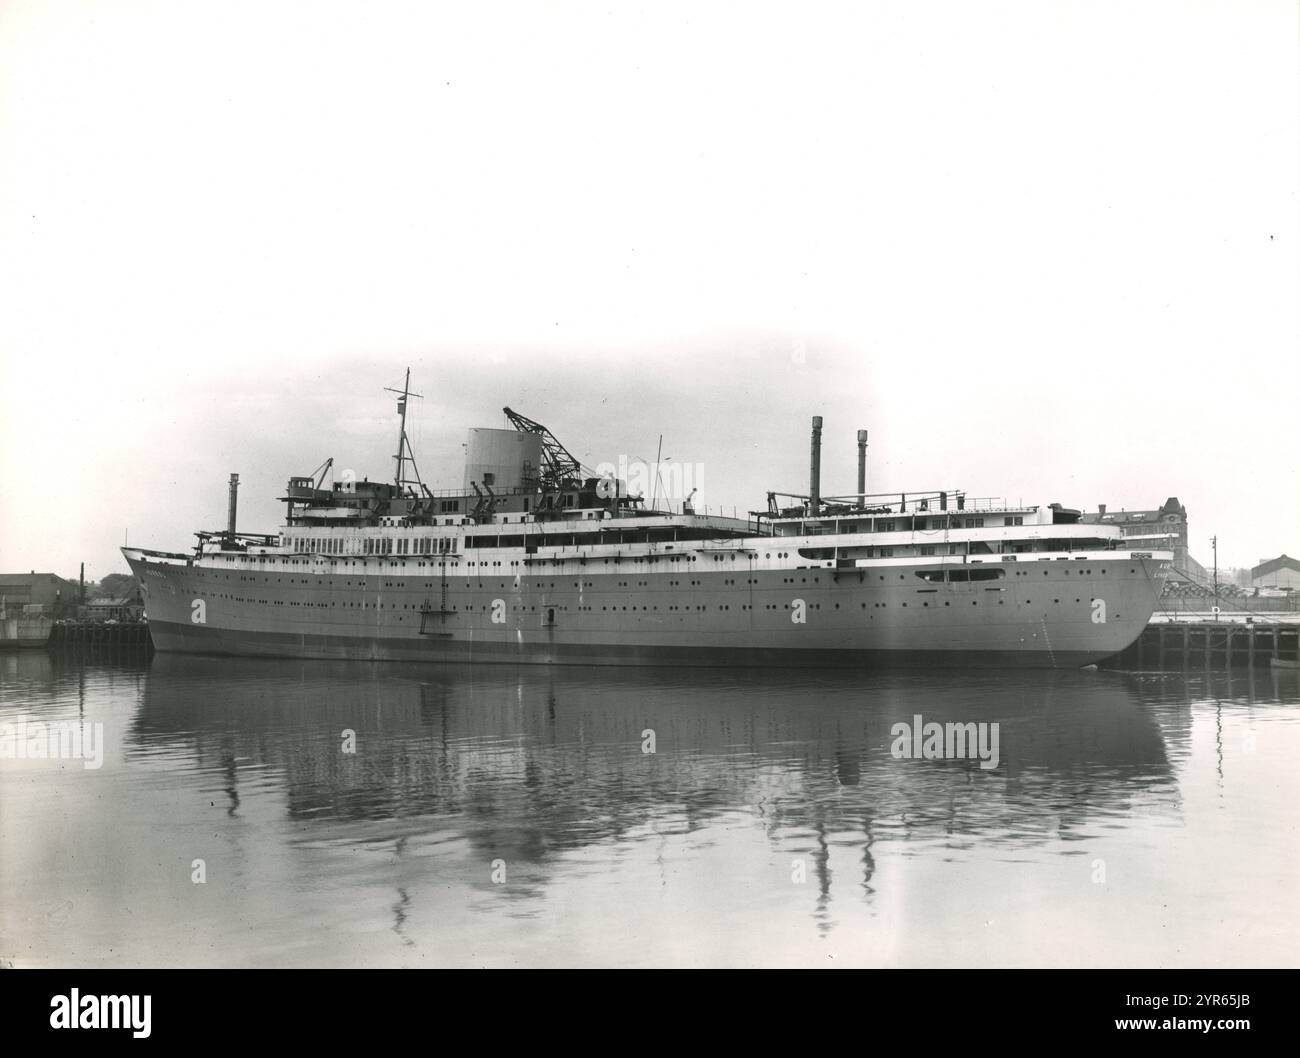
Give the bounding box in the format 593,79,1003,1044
310,457,334,492
502,407,585,491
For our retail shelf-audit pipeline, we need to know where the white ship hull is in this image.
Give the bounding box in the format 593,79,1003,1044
125,547,1166,669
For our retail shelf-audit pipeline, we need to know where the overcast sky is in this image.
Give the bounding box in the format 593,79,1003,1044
1,0,1296,580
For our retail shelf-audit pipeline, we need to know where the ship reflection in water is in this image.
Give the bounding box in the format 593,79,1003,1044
2,652,1297,967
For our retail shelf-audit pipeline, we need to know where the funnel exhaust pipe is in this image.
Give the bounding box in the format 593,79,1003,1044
809,416,823,514
856,429,868,506
227,473,239,537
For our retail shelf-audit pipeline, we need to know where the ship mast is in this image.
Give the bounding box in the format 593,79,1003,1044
385,368,425,493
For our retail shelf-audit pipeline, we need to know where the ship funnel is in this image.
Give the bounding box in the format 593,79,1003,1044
856,429,868,506
809,416,823,514
227,473,239,537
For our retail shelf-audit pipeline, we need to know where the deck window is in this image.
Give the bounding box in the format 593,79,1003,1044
915,568,1006,583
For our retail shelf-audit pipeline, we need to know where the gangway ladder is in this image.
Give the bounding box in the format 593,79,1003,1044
418,557,456,637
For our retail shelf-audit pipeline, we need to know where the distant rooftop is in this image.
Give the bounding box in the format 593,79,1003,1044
1252,554,1300,578
1082,497,1186,525
0,572,75,585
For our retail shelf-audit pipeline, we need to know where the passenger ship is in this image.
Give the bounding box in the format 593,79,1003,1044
124,373,1171,668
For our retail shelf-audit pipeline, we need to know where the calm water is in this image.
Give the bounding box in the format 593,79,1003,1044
2,650,1298,968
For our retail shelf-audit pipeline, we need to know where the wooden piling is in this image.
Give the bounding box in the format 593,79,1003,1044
1101,620,1298,671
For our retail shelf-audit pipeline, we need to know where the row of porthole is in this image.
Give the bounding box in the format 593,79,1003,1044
858,597,1099,609
197,597,1110,617
1013,569,1115,577
211,566,1139,590
204,587,1114,609
227,598,899,614
225,550,1046,572
207,588,1101,608
524,555,700,565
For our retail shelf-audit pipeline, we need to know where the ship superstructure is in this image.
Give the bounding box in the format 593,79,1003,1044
124,374,1171,667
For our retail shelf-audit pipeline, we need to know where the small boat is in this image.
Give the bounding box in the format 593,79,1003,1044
1269,657,1299,670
